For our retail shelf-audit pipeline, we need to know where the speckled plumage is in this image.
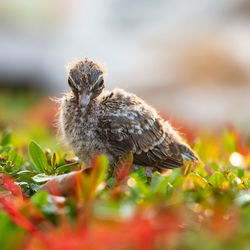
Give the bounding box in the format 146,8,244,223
58,58,198,171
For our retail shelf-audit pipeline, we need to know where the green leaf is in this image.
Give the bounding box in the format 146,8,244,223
29,183,41,193
189,173,207,188
134,168,147,184
10,151,23,169
28,141,48,173
14,155,23,169
0,145,12,155
208,172,225,188
90,155,108,189
31,191,56,221
154,177,169,195
222,131,236,153
51,152,57,169
10,150,17,162
31,190,49,208
241,178,250,189
150,172,169,195
0,211,25,250
32,173,56,183
107,177,115,188
129,173,151,197
86,155,109,200
16,170,35,177
1,130,12,146
16,170,36,183
168,169,182,183
150,172,163,191
56,162,79,174
237,169,245,179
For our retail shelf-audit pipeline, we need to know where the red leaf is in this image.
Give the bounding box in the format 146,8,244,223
113,152,133,185
1,174,24,198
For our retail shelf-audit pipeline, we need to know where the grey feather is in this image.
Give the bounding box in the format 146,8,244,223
58,58,198,171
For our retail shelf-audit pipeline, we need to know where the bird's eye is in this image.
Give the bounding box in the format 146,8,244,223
68,78,75,89
68,78,72,86
98,79,104,87
68,76,78,90
93,79,103,90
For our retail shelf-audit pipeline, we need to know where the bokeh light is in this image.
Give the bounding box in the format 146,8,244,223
229,152,244,167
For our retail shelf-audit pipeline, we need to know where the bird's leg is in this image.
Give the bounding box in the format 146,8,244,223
144,167,153,177
132,164,154,177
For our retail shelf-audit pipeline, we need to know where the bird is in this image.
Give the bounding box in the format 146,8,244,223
58,58,198,173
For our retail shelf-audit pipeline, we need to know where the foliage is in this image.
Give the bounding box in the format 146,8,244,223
0,128,249,250
0,92,249,249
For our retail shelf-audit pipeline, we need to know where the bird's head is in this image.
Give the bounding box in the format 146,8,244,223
67,58,104,111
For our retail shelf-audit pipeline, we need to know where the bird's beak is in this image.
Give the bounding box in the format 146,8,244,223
79,88,92,112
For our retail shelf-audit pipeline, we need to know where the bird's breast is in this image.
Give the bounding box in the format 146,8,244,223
59,98,105,162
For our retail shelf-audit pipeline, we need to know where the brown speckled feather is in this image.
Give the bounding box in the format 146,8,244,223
58,58,198,171
97,89,197,169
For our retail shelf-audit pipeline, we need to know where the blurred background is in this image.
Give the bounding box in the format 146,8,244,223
0,0,250,133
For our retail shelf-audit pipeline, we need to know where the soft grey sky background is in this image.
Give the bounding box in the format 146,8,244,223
0,0,250,127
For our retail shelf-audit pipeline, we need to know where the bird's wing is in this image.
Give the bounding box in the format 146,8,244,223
97,100,195,169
